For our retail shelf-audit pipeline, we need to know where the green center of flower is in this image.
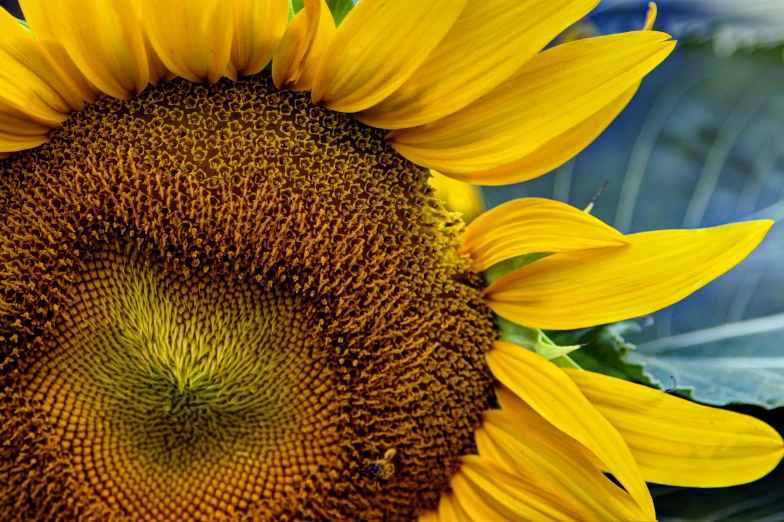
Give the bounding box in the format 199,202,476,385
1,73,496,520
25,248,339,518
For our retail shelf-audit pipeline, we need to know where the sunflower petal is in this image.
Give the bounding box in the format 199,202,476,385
19,0,99,110
35,0,149,100
310,0,468,112
446,3,658,184
566,369,784,488
0,127,50,153
0,8,71,131
478,393,649,521
494,384,612,479
356,0,598,129
452,455,597,521
437,492,472,522
388,31,673,174
141,0,233,84
444,85,638,185
460,198,627,272
140,17,172,87
485,220,773,330
272,0,336,92
486,342,655,519
429,170,485,224
230,0,288,77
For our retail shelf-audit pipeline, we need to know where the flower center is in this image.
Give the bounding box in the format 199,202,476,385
25,248,338,519
1,73,496,521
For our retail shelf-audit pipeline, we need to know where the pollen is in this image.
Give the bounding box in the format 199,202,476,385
0,73,496,521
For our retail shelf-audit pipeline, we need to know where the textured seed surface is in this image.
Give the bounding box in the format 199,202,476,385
0,74,495,521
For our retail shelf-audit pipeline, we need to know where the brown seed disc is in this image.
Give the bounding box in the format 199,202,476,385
0,73,496,521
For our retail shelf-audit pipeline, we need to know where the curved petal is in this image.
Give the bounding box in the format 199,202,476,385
444,85,637,186
141,0,233,84
0,127,50,153
451,455,597,521
566,369,784,488
19,0,99,110
388,31,674,174
355,0,598,129
35,0,149,100
437,492,472,522
0,9,71,130
429,170,485,224
486,342,655,519
272,0,336,92
478,400,649,520
140,14,172,86
230,0,288,77
460,198,627,273
485,220,773,330
311,0,468,112
444,3,658,184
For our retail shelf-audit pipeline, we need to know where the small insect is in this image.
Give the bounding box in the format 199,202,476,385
361,445,397,481
664,375,677,394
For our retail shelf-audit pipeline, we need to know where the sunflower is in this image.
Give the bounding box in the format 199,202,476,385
1,0,781,521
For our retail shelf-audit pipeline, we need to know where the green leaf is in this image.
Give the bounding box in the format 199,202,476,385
288,0,355,25
482,253,550,285
326,0,355,26
496,316,583,370
550,355,582,370
497,316,581,359
549,321,674,391
288,0,304,19
628,315,784,408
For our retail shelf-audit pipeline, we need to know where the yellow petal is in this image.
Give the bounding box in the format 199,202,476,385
478,397,649,521
19,0,99,110
37,0,150,100
644,2,658,31
272,0,336,92
460,198,628,272
310,0,468,112
443,85,638,186
0,110,54,136
0,9,71,130
356,0,598,129
566,369,784,488
141,0,234,84
485,220,773,330
140,16,172,87
0,125,50,153
486,341,655,519
451,455,597,521
446,3,659,184
436,492,472,522
388,31,674,174
229,0,288,77
429,170,485,224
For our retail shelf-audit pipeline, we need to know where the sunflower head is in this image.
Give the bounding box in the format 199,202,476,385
1,1,781,521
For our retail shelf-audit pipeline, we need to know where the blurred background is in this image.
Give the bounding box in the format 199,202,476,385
2,0,782,519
